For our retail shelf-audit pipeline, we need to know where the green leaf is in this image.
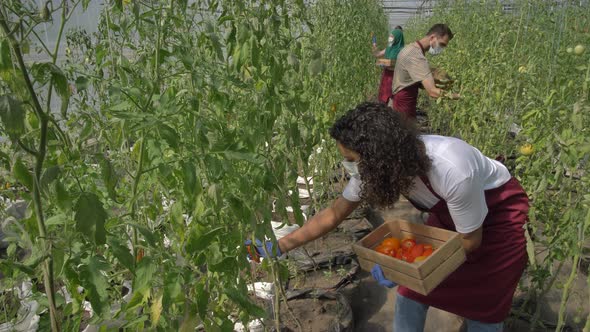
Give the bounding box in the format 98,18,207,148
0,94,25,138
125,288,150,313
186,226,223,254
53,247,65,277
195,282,209,319
0,150,10,169
74,193,107,245
79,256,110,317
40,166,60,195
0,39,12,71
134,257,156,292
12,158,33,190
51,65,69,100
209,256,236,274
75,76,90,92
45,214,66,226
79,117,93,142
150,291,163,327
159,124,179,149
0,260,35,276
107,236,135,272
30,63,69,115
170,201,184,226
98,155,118,201
182,161,198,199
225,286,266,318
128,223,158,246
55,180,72,211
163,272,182,308
219,150,262,164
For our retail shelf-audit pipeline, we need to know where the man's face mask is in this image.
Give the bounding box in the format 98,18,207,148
429,37,444,55
342,160,360,178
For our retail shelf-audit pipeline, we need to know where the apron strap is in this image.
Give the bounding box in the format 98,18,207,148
419,175,443,200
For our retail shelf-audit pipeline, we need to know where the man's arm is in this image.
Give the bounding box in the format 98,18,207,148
422,76,460,99
278,196,361,253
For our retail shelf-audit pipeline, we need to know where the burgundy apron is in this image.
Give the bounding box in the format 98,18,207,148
398,176,529,323
378,68,394,104
392,41,427,120
392,83,419,119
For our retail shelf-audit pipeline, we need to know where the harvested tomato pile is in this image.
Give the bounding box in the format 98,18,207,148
374,237,435,263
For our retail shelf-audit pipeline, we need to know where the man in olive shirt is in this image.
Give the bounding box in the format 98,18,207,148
392,24,460,119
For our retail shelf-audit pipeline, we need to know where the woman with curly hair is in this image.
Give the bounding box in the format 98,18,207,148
248,102,528,331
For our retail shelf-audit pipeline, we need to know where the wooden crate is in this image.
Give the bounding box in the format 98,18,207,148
352,219,465,295
376,58,395,68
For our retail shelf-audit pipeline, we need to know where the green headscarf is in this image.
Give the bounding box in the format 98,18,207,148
384,29,404,60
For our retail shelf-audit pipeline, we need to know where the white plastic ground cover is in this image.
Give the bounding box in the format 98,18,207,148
286,205,310,215
287,187,313,198
296,176,313,186
271,222,300,240
0,280,40,332
233,282,274,332
43,280,134,332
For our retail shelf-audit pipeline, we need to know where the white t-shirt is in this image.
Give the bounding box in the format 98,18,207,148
342,135,511,233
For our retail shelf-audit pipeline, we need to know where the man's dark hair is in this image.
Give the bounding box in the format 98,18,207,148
394,25,403,30
426,23,453,40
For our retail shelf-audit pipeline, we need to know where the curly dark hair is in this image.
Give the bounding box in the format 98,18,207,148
329,102,431,208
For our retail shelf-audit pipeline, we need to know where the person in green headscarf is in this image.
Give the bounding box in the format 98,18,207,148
373,26,405,104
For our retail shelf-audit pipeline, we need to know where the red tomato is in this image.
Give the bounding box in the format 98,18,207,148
395,248,403,259
410,244,424,258
381,237,401,251
401,252,415,263
423,248,434,257
401,239,416,251
375,245,394,256
423,244,433,251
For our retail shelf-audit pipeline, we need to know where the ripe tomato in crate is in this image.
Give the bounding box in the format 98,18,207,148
352,219,466,295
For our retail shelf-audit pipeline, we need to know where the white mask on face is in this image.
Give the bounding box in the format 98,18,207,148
388,36,394,44
342,160,360,178
429,39,444,55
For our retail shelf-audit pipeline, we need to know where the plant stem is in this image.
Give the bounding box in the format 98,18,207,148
584,262,590,332
130,132,146,260
529,260,564,331
556,209,588,332
0,11,59,332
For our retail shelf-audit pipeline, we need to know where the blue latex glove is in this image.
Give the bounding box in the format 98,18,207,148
371,264,397,288
245,239,282,261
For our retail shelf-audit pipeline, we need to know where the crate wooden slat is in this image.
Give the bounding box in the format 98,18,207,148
352,219,466,295
376,58,395,68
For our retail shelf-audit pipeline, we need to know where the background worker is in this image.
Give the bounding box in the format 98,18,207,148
373,27,405,104
392,23,460,119
248,102,528,331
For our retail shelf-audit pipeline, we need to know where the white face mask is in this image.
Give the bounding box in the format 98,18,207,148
388,36,395,44
342,160,360,178
428,39,444,55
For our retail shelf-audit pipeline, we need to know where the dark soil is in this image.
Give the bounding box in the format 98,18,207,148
278,297,343,332
289,264,355,290
288,228,355,271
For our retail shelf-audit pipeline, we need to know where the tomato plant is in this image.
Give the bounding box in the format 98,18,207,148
0,0,387,330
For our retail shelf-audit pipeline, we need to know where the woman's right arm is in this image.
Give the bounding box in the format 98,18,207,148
278,196,360,253
373,49,386,58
